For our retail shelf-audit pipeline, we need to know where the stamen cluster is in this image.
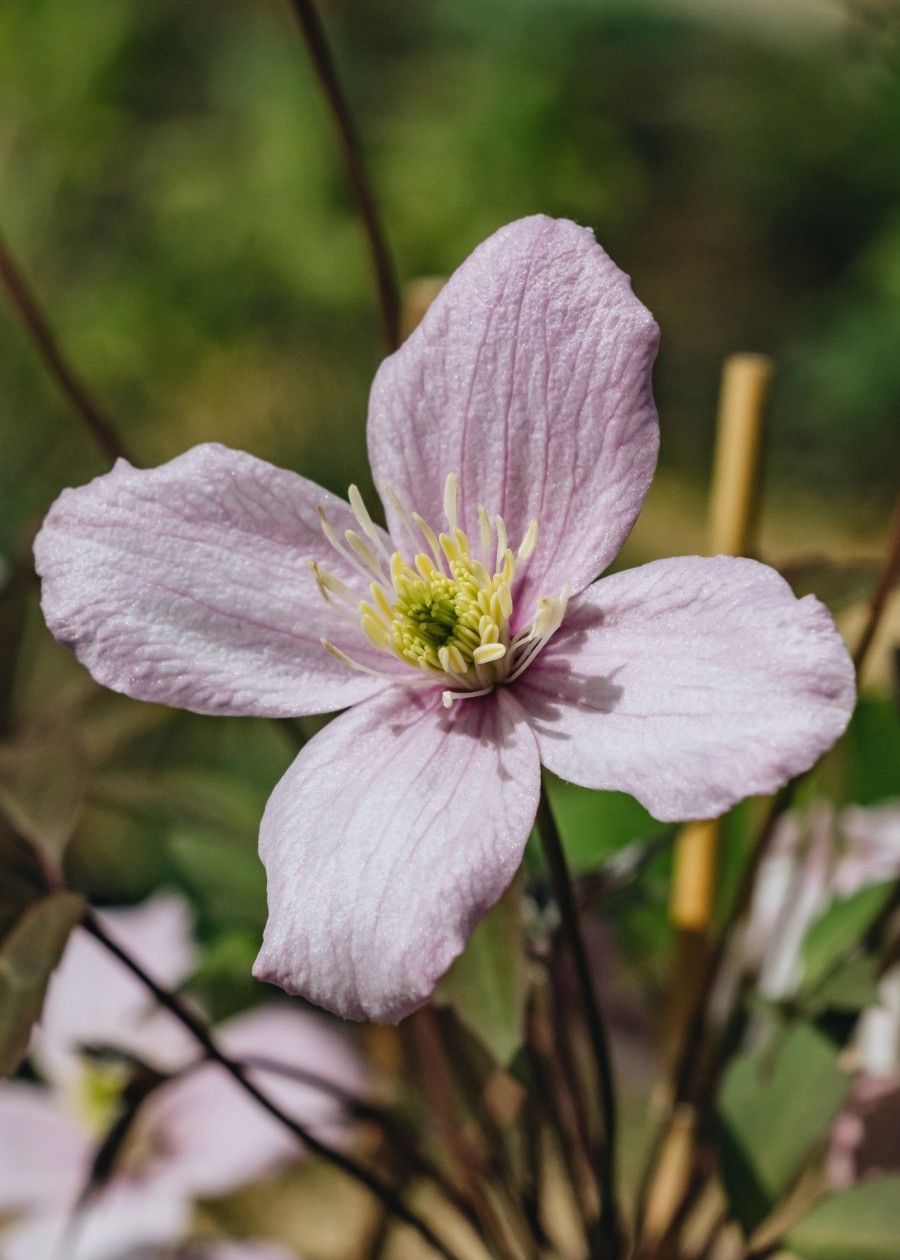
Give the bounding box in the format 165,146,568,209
313,474,569,707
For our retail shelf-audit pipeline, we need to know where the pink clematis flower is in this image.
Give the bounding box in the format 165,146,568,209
33,216,856,1023
0,896,364,1260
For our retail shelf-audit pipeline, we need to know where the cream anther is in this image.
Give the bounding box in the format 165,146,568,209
315,476,568,704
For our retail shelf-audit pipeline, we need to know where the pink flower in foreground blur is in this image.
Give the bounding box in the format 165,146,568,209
34,216,856,1023
0,896,364,1260
746,801,900,1001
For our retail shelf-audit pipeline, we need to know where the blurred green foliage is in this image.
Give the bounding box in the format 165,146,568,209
2,0,900,562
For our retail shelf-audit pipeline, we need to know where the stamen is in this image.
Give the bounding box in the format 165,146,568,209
473,643,506,665
345,529,385,578
321,639,433,686
318,506,382,589
439,532,461,564
478,504,492,560
314,473,566,701
495,516,508,571
442,684,494,709
308,560,355,607
412,513,444,568
443,472,460,531
518,519,538,564
348,485,392,564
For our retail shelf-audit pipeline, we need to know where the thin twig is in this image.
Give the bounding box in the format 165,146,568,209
242,1053,483,1233
0,225,133,465
852,490,900,674
535,787,622,1257
82,909,464,1260
286,0,401,352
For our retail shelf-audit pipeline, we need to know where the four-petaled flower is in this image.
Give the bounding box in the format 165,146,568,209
34,216,856,1023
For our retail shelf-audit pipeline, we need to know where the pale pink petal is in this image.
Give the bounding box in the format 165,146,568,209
368,216,659,612
147,1004,366,1195
35,444,405,719
835,801,900,897
0,1082,88,1211
751,807,835,1000
516,556,855,821
826,1074,900,1188
0,1182,189,1260
34,894,197,1088
254,688,540,1022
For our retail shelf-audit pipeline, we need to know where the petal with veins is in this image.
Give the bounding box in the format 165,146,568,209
254,688,540,1022
368,216,659,614
516,556,855,821
35,444,406,719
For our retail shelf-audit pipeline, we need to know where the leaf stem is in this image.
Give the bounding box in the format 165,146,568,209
0,225,133,465
82,908,464,1260
286,0,401,352
535,785,622,1257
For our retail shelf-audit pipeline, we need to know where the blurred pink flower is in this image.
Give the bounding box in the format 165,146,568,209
827,1073,900,1188
34,215,855,1023
746,800,900,1001
0,896,364,1260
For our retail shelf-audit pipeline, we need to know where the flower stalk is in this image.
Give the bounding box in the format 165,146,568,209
286,0,401,351
535,785,623,1258
0,223,133,466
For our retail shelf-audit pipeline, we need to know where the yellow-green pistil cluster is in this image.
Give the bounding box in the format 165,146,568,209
364,540,514,676
313,473,568,707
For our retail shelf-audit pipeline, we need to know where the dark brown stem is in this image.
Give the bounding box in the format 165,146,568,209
286,0,401,352
82,909,463,1260
535,787,622,1257
0,226,133,465
241,1053,482,1233
410,1008,522,1260
526,986,598,1241
853,491,900,674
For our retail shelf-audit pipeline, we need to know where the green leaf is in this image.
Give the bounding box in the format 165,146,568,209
185,929,261,1021
805,954,881,1016
844,699,900,807
0,892,85,1076
786,1178,900,1259
0,731,85,870
89,767,263,837
167,829,267,929
801,883,894,995
543,774,657,873
718,1023,850,1233
435,875,525,1065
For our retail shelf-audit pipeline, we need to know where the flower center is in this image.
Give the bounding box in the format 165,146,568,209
70,1058,167,1176
73,1059,131,1138
313,473,569,707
